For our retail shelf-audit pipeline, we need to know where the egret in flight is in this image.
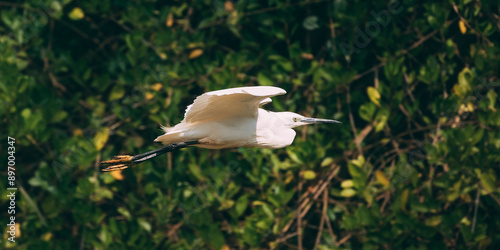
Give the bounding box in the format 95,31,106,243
101,86,340,171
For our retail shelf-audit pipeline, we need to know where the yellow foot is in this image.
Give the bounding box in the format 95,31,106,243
100,155,135,172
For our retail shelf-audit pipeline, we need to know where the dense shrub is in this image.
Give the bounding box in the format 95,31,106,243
1,0,499,249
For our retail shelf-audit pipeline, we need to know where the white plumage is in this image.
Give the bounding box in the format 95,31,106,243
154,86,340,149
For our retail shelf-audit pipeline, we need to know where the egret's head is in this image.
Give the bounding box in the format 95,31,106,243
278,112,341,128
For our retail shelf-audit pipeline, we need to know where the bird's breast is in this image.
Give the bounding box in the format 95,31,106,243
192,118,259,149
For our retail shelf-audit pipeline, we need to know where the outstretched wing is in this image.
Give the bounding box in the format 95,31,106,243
183,86,286,123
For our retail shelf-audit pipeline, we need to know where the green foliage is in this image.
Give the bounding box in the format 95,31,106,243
1,0,500,249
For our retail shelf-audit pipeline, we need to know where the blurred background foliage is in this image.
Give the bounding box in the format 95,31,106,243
1,0,500,249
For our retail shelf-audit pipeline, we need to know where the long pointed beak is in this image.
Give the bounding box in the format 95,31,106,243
301,118,341,124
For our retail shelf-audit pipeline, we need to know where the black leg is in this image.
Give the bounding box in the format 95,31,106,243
100,141,199,172
131,141,198,163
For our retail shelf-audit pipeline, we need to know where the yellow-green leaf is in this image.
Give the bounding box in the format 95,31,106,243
367,86,381,106
109,85,125,101
341,180,354,189
351,155,365,167
94,128,109,151
302,170,316,180
460,217,471,226
137,218,152,232
41,232,53,241
218,200,235,210
69,7,85,20
447,181,461,201
479,173,496,194
374,115,388,132
21,108,31,120
286,148,303,164
375,170,390,188
158,52,167,60
363,190,373,205
252,200,265,206
321,157,334,167
340,188,356,198
454,67,473,97
425,216,442,227
117,207,131,220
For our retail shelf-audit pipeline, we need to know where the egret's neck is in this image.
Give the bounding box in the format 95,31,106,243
255,109,297,148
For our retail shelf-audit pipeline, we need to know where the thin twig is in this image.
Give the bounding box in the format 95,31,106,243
353,124,373,148
18,185,47,227
327,0,336,55
79,226,87,250
346,86,362,155
277,232,299,244
471,187,480,233
324,210,336,246
337,233,352,246
281,165,340,234
314,190,329,249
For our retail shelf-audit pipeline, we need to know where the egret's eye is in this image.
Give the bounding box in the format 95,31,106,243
293,117,299,122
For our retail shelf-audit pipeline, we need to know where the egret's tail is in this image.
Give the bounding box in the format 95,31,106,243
154,131,185,145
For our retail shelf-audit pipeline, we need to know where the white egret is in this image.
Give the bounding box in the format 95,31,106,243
101,86,340,171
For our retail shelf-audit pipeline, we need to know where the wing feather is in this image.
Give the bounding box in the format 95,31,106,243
183,86,286,123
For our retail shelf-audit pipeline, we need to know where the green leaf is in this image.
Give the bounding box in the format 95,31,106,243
137,218,152,232
50,110,67,123
235,195,248,216
487,90,497,109
303,16,319,30
21,108,31,120
425,216,442,227
257,72,273,86
94,128,109,151
188,163,205,181
479,173,496,194
286,148,303,164
109,85,125,101
359,103,376,122
454,67,473,97
117,207,131,220
447,181,461,202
